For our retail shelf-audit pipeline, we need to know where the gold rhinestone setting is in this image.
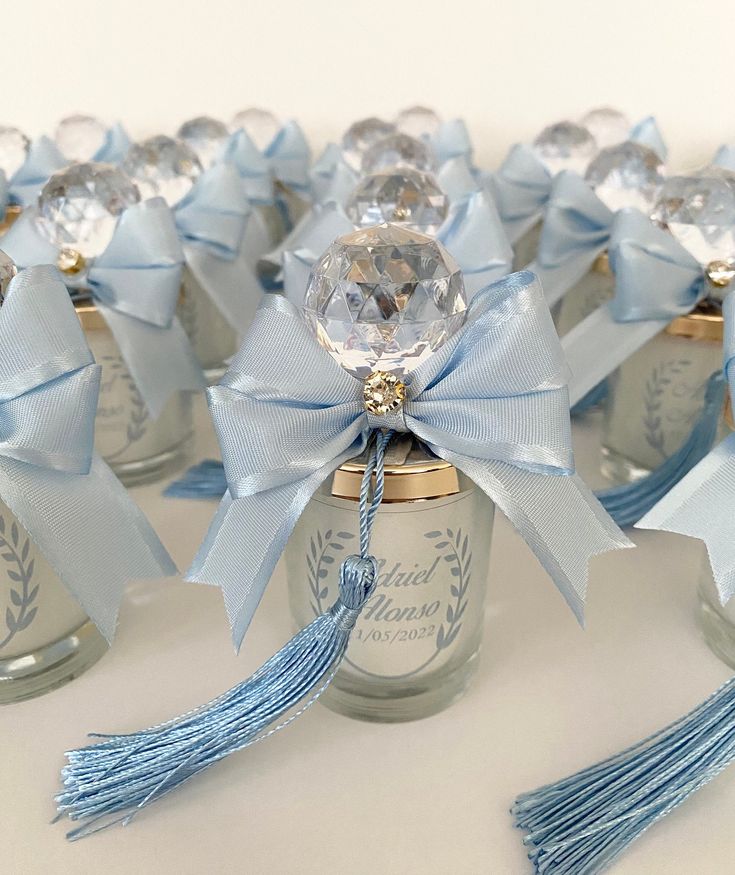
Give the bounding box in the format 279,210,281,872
56,248,87,275
706,259,735,289
363,370,406,417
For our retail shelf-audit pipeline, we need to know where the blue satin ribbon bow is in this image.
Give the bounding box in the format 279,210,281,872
2,136,66,211
563,208,704,406
2,199,205,418
637,293,735,602
219,129,275,206
0,266,175,640
188,271,631,648
91,123,132,165
174,162,263,334
264,120,311,195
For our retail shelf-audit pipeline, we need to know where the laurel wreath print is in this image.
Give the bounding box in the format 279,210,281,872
643,359,691,459
101,354,149,460
0,514,37,650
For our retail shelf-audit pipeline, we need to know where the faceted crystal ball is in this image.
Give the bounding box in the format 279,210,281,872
585,142,665,213
395,105,441,139
37,162,140,258
341,118,396,171
579,107,630,150
532,121,598,176
122,135,202,206
652,167,735,267
303,223,467,378
361,133,435,174
55,114,107,163
345,168,449,235
230,108,280,151
177,116,229,168
0,126,30,179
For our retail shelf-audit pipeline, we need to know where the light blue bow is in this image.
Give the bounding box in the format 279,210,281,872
92,123,132,164
219,129,274,206
264,120,311,194
430,119,473,165
0,266,175,640
276,189,513,302
628,115,668,161
528,171,614,306
187,272,631,648
2,199,205,418
4,136,66,209
487,144,552,245
563,208,704,405
637,293,735,602
713,144,735,173
174,162,263,334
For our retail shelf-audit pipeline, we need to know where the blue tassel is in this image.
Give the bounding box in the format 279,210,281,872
594,371,725,528
513,675,735,874
163,459,226,499
571,380,608,417
57,430,393,838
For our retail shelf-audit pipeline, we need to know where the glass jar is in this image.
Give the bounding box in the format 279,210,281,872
601,307,724,483
698,551,735,669
286,438,495,723
0,498,107,703
178,267,238,383
512,220,542,271
554,251,615,336
76,299,193,485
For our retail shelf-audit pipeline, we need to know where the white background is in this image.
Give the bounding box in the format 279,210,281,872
5,0,734,170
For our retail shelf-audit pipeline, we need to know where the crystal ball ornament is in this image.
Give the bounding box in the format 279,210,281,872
123,135,202,206
361,133,435,174
0,126,30,179
55,115,107,163
230,108,280,151
585,142,665,213
652,167,735,269
177,116,228,169
532,122,598,176
579,107,630,149
303,223,467,379
341,118,396,171
395,106,441,139
345,168,449,235
37,162,140,260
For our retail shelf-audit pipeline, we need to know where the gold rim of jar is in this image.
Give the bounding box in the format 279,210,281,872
73,297,107,330
592,250,611,276
331,458,460,503
0,204,22,236
665,304,724,343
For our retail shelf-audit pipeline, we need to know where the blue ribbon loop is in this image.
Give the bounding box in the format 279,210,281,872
6,136,66,208
487,144,553,245
219,130,274,206
264,120,311,193
0,266,176,641
92,123,132,164
187,271,631,649
2,200,205,418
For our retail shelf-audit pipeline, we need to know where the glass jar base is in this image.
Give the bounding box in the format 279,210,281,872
698,592,735,670
0,619,108,704
110,437,191,487
599,445,652,485
319,651,480,723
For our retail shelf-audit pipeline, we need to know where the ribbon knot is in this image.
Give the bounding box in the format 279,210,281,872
330,555,378,630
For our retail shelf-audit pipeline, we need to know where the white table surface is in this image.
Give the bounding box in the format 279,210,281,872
5,399,735,875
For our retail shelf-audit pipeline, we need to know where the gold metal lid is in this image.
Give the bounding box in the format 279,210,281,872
330,436,460,503
665,304,724,342
0,204,22,236
73,296,107,330
592,250,611,276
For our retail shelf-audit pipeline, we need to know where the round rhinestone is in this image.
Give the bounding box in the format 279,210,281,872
579,107,630,149
363,370,406,416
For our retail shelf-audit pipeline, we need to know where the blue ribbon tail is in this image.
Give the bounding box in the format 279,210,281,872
164,459,226,499
595,371,725,527
513,675,735,874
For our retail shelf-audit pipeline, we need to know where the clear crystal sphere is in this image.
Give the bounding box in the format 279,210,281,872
395,106,441,139
0,126,30,179
585,142,664,213
652,167,735,266
304,223,467,378
361,133,435,174
345,168,448,235
532,121,598,176
122,135,202,206
55,114,107,163
37,162,140,258
341,118,396,171
230,108,280,151
177,116,229,168
579,107,630,149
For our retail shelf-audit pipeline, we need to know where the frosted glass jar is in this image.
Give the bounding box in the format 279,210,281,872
698,548,735,669
512,220,542,271
286,439,495,723
555,252,615,336
76,299,193,485
178,268,238,383
601,308,724,483
0,498,106,703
